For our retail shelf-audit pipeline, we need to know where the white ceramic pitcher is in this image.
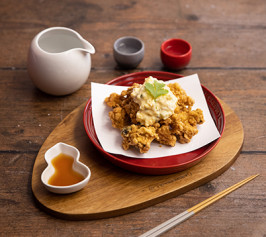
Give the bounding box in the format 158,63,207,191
28,27,95,96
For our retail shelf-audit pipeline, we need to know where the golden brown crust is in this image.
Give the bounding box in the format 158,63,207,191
105,81,205,153
121,125,158,153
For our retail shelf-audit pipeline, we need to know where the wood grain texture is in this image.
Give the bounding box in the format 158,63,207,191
0,0,265,236
1,1,266,69
31,99,243,220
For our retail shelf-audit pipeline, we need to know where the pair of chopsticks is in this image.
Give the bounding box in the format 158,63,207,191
139,174,259,237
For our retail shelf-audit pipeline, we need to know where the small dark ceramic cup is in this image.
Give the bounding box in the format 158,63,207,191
161,38,192,70
113,36,144,69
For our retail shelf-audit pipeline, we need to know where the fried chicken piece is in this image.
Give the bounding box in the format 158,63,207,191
105,80,205,153
105,86,140,128
108,107,129,129
168,83,194,110
188,109,205,125
121,125,158,153
170,108,204,144
104,92,121,108
119,86,140,124
156,124,177,146
121,98,139,124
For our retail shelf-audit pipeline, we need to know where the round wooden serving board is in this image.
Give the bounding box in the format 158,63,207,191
31,99,243,220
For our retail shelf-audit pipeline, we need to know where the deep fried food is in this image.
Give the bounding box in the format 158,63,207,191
121,125,159,153
167,109,204,144
105,77,205,153
156,124,177,147
104,85,140,128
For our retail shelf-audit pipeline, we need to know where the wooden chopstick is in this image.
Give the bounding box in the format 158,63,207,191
139,174,259,237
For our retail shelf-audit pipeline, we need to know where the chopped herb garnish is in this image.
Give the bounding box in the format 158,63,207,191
145,80,168,100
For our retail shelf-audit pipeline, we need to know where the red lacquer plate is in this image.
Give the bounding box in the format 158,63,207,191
83,71,225,175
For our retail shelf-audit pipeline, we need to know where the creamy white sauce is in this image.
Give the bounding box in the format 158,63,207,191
131,76,177,126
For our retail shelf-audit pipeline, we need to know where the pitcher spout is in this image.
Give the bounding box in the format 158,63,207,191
28,26,96,96
80,38,95,54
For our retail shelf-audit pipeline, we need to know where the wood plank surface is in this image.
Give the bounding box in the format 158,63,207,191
0,0,265,236
31,99,243,220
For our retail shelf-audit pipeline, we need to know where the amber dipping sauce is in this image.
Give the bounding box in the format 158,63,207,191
48,153,84,186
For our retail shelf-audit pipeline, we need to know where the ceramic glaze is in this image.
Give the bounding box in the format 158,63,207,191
161,38,192,70
83,71,225,175
41,142,91,194
27,27,95,96
113,36,144,69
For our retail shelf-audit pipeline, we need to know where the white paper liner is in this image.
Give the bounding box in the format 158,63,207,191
91,74,221,158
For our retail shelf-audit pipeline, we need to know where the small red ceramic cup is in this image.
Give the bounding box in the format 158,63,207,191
160,38,192,70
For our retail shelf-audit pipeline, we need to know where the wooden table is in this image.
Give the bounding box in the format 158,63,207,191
1,0,265,236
